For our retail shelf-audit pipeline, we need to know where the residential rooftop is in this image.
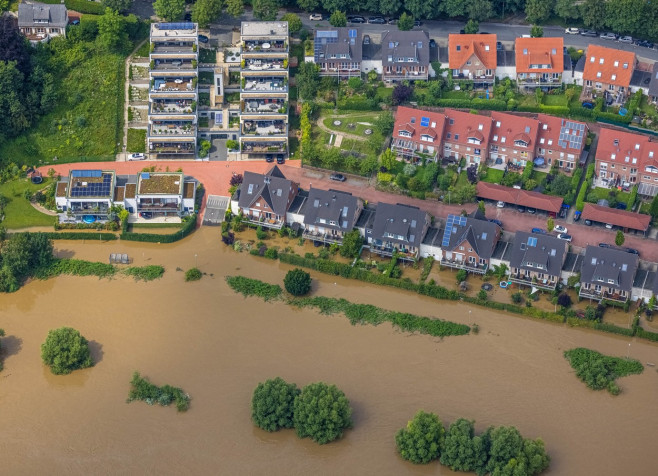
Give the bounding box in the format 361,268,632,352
241,21,288,37
137,172,184,195
67,170,115,199
150,22,198,39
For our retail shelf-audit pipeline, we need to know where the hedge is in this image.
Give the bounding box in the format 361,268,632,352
635,327,658,342
567,317,635,336
121,215,196,243
40,232,118,241
40,0,106,14
435,98,507,111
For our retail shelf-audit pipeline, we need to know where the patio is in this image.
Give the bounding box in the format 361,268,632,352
243,59,285,71
242,120,286,136
242,79,286,92
150,122,196,136
152,79,195,92
243,100,286,114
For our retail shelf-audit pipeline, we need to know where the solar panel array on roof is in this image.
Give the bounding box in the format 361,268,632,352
420,116,430,127
441,215,467,247
316,30,338,38
314,30,339,60
72,170,102,178
558,121,585,149
159,22,195,30
69,173,113,198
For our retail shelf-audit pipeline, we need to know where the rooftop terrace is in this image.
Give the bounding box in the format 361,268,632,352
241,21,288,37
151,22,198,39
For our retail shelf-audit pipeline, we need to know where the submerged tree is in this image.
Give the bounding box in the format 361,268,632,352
252,377,300,431
41,327,93,375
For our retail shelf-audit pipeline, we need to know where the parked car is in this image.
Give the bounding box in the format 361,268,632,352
526,207,536,214
429,39,437,47
496,41,503,50
330,173,346,182
598,243,612,249
557,233,572,242
605,223,613,229
265,154,274,163
565,28,580,34
489,219,503,226
70,19,80,25
636,40,654,48
584,219,592,225
532,228,546,234
276,155,285,164
600,32,618,40
128,153,145,161
309,13,323,20
626,248,640,255
198,34,209,43
581,30,598,37
350,16,366,23
414,20,422,27
139,212,152,219
554,225,568,234
619,36,633,44
363,34,371,45
517,206,526,213
368,16,386,24
496,201,505,208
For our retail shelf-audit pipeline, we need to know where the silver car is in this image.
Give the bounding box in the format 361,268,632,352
619,36,633,44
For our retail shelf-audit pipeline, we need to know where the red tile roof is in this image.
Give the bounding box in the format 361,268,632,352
448,34,497,70
583,45,635,87
490,112,539,149
536,114,588,156
597,127,648,164
393,106,446,144
515,37,564,74
443,109,492,148
581,203,651,231
476,182,563,213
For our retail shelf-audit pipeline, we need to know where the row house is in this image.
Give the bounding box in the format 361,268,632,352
575,45,636,104
448,34,497,87
300,188,363,244
489,112,539,169
381,30,430,82
579,246,639,303
535,114,587,174
595,127,658,196
313,28,362,79
442,109,493,166
439,214,501,274
390,107,446,163
515,37,564,90
508,232,568,290
363,203,430,260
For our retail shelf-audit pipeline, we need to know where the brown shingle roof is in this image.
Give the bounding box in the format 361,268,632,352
581,203,651,232
448,34,497,70
583,45,635,87
476,182,563,213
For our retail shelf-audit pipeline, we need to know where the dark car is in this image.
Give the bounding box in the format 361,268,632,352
70,19,80,25
527,207,537,214
598,243,612,249
330,173,346,182
517,206,526,213
414,20,422,27
198,34,209,43
626,248,640,255
429,39,437,47
489,219,503,226
350,17,366,23
276,155,285,164
580,30,598,37
139,212,153,219
532,228,546,234
368,17,386,24
573,211,581,222
363,34,371,45
184,12,192,21
265,154,274,163
638,40,654,48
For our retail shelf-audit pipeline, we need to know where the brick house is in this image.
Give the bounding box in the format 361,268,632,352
515,37,564,90
595,127,647,188
489,111,539,170
313,27,362,79
535,114,588,174
579,245,639,303
439,214,501,274
390,106,446,162
579,45,636,104
509,232,568,290
442,109,493,166
448,34,497,87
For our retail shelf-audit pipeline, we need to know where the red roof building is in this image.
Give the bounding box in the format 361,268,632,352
534,114,588,175
476,182,563,215
582,45,636,102
581,203,651,233
442,109,493,166
448,34,497,86
390,106,446,162
515,37,564,90
489,111,539,169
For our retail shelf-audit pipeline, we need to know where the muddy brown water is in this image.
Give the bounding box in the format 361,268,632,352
1,227,657,475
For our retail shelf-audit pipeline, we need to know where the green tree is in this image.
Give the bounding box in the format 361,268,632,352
485,426,525,474
340,229,364,258
444,0,466,17
380,148,397,171
379,0,402,15
297,62,320,100
547,174,571,196
650,193,658,219
329,10,347,27
98,8,130,51
398,12,414,31
297,0,320,12
467,0,494,21
478,200,486,215
404,0,439,19
554,0,580,20
253,0,279,20
525,0,554,23
581,0,606,30
615,230,625,246
192,0,222,28
102,0,132,13
41,327,94,375
154,0,185,21
293,382,352,444
251,377,300,432
395,410,445,464
185,267,202,281
519,437,551,475
456,269,467,283
440,419,489,473
547,217,554,232
284,268,312,296
464,19,479,34
530,25,544,37
281,13,303,34
226,0,245,16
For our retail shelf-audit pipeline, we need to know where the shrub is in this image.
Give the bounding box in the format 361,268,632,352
477,289,488,301
226,275,282,301
122,265,165,281
251,377,300,432
511,292,523,304
294,382,352,444
340,229,363,258
264,247,279,259
127,371,190,412
557,293,572,308
41,327,93,375
440,418,488,473
185,267,202,281
456,269,467,283
284,268,312,296
395,410,445,464
563,347,643,394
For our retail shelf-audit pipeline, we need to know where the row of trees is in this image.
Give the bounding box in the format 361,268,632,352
251,377,353,444
396,410,550,475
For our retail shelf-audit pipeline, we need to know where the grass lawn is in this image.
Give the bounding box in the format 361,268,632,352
589,187,631,205
198,117,209,128
134,41,150,58
443,90,471,100
376,87,393,100
639,96,657,116
532,170,548,184
455,171,470,188
543,95,568,106
322,113,379,136
199,48,216,63
339,138,369,155
127,129,146,153
519,95,539,107
199,71,214,84
482,168,504,184
0,179,55,229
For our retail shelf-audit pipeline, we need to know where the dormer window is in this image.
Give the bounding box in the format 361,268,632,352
611,74,616,81
421,134,434,142
596,72,602,78
635,143,640,150
590,56,595,62
399,130,412,138
599,58,604,64
478,124,483,130
613,139,619,146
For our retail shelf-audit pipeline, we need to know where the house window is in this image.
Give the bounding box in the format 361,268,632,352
469,256,476,263
459,246,464,251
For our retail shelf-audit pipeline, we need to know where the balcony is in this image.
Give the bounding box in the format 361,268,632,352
242,40,288,54
241,141,287,153
242,99,287,115
451,72,494,84
150,100,195,115
152,59,196,71
302,230,344,245
69,203,110,215
149,142,195,154
242,214,284,229
509,273,558,290
518,75,562,87
242,120,287,137
242,58,287,71
579,287,627,303
150,121,196,137
391,139,438,161
151,78,196,93
369,242,418,261
241,77,287,93
151,43,196,55
440,259,488,275
384,70,429,81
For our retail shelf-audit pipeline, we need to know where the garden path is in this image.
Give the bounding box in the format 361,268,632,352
119,38,149,162
315,113,371,142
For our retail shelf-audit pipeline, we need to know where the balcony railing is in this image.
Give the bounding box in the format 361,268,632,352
241,78,287,93
151,44,196,55
149,144,195,154
302,231,344,244
384,71,429,80
518,76,562,86
509,274,558,290
241,121,287,137
241,142,287,153
242,100,287,114
242,40,288,53
440,259,488,275
242,59,287,71
370,246,418,261
150,101,195,114
150,123,196,136
243,215,284,229
579,288,627,303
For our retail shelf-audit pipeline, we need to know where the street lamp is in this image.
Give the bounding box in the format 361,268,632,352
195,253,198,268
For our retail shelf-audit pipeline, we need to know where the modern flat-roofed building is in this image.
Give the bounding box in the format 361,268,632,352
240,21,289,160
132,172,195,217
55,170,116,220
148,22,199,158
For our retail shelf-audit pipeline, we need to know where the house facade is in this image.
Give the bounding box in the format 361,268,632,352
390,106,446,162
579,246,639,302
515,37,564,90
55,170,116,220
313,27,362,78
439,214,501,274
448,34,497,87
300,188,363,244
489,111,539,169
577,45,635,104
381,30,430,82
509,232,568,290
364,202,430,260
18,2,67,44
442,109,492,165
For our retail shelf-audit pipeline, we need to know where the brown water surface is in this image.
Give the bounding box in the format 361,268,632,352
1,227,657,475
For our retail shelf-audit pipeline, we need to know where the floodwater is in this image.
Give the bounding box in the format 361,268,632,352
1,227,657,475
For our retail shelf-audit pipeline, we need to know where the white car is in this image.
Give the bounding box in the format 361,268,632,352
565,28,580,35
128,153,145,160
600,32,617,40
554,225,568,234
496,201,505,208
557,233,572,242
309,13,323,21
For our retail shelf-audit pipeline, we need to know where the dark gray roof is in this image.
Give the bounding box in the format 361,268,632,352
369,202,429,248
630,68,652,88
442,215,500,260
314,27,362,63
575,55,586,73
287,189,308,215
237,166,296,216
632,268,658,292
18,2,68,28
580,245,639,293
497,50,515,67
381,30,430,68
422,226,443,247
492,240,513,261
648,62,658,97
563,52,572,72
302,188,361,232
362,41,381,61
355,206,376,229
509,232,567,277
562,252,583,273
438,46,449,63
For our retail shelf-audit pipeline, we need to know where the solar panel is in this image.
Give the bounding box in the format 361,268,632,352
159,22,195,30
317,30,338,38
441,215,466,248
420,116,430,127
142,173,151,180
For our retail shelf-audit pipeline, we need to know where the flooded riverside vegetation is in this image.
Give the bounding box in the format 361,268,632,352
1,227,657,474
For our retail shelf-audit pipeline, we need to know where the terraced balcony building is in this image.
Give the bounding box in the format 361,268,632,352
148,22,199,158
239,21,289,160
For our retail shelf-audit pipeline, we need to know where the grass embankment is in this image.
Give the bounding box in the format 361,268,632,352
127,128,146,153
127,371,190,412
225,276,470,338
36,259,165,281
0,179,54,228
563,347,644,395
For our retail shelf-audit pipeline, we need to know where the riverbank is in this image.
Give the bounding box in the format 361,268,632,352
0,227,656,474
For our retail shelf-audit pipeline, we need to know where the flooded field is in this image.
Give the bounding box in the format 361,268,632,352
1,227,657,475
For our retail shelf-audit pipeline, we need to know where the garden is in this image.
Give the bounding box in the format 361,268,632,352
127,129,146,153
0,177,56,229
